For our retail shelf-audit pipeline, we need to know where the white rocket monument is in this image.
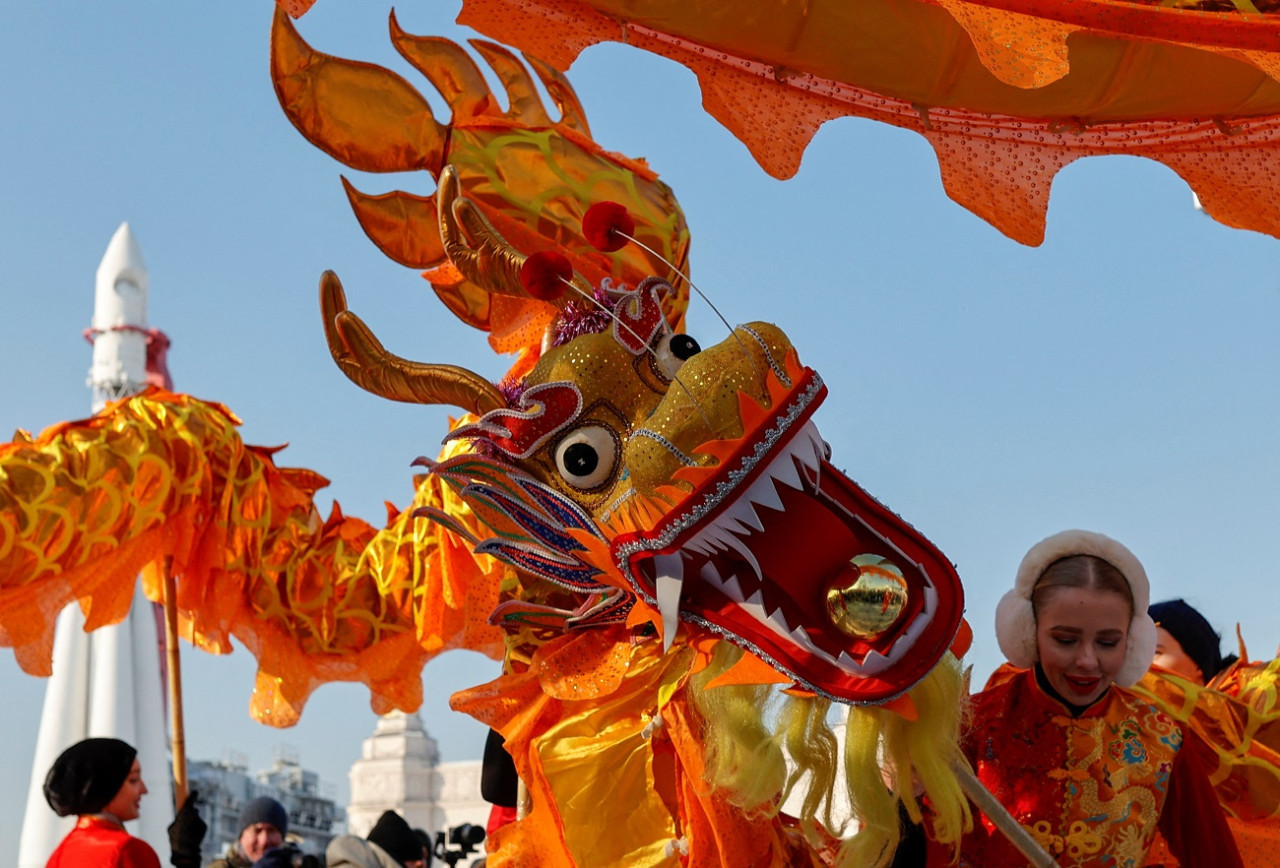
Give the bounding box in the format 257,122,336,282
17,223,174,866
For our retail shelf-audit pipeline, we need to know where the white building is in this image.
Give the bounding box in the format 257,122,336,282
347,712,490,858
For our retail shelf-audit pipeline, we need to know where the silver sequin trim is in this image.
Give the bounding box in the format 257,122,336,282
614,372,822,570
738,325,791,387
629,428,698,466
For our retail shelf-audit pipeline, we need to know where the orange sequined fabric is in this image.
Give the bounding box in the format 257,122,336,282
456,0,1280,244
0,389,504,724
451,626,835,868
1135,661,1280,867
1133,667,1280,822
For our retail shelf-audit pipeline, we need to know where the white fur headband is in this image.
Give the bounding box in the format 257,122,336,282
994,529,1157,687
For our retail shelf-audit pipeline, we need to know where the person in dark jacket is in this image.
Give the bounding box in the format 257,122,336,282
327,810,426,868
206,796,289,868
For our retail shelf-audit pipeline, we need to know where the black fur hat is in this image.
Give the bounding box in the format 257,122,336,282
43,738,137,817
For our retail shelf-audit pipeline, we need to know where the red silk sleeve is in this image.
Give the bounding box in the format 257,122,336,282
1158,728,1244,868
120,837,163,868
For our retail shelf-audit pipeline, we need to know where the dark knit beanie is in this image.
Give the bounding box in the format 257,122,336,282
367,810,423,866
238,796,289,837
43,738,137,817
1150,598,1223,681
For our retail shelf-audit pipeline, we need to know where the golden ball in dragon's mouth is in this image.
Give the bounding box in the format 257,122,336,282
824,555,909,639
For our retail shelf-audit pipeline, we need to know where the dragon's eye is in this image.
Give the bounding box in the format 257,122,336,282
655,332,701,379
554,426,618,489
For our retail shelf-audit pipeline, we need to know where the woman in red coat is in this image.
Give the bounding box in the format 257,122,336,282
42,737,204,868
950,530,1244,867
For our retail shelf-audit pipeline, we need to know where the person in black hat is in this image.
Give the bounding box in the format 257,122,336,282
326,810,426,868
43,736,205,868
366,811,428,868
207,795,291,868
1149,598,1226,685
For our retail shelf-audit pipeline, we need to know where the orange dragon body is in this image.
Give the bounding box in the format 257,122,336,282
1,13,977,867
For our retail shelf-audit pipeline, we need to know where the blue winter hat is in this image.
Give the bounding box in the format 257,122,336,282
238,795,289,837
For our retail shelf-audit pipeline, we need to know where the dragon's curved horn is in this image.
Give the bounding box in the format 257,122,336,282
438,165,527,298
321,270,505,415
438,165,592,300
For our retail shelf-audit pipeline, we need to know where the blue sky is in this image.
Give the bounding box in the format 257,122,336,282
3,2,1280,862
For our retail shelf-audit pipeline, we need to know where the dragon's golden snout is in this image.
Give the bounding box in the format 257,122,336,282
620,321,795,502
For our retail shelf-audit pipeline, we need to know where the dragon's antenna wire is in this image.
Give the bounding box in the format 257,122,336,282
582,203,766,389
559,279,722,436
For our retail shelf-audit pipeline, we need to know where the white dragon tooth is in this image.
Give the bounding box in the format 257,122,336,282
770,455,804,491
743,589,766,617
726,497,766,533
836,650,864,675
699,561,723,588
721,573,745,603
796,435,822,472
685,537,716,557
922,583,938,615
654,553,685,654
720,531,763,581
717,504,753,538
767,606,791,632
727,515,763,538
791,625,816,650
746,471,786,513
859,649,892,676
699,526,729,553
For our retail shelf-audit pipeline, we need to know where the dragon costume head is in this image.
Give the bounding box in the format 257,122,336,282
322,166,966,708
283,13,972,862
319,168,975,863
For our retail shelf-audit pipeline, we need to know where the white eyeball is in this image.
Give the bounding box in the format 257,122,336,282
554,426,618,489
654,332,702,379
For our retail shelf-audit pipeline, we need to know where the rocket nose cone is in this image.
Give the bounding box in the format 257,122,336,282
94,222,149,327
97,222,149,290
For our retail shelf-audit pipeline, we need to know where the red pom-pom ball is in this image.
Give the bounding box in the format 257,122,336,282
583,201,635,253
520,251,572,301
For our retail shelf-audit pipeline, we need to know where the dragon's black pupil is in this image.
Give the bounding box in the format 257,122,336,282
563,442,599,476
670,334,701,360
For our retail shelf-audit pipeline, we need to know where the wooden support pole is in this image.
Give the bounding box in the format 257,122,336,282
516,779,531,820
952,760,1059,868
162,559,188,807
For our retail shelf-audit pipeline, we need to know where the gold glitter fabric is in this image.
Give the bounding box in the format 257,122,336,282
453,0,1280,245
0,389,505,726
451,626,836,868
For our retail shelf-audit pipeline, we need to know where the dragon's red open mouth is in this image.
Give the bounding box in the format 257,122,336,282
613,367,964,704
